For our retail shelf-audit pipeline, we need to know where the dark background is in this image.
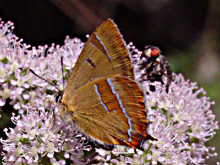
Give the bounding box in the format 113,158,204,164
0,0,219,164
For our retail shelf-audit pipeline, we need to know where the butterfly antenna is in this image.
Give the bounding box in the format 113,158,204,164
61,56,65,90
30,69,60,92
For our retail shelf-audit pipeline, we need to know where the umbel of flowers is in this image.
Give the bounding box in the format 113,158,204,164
0,18,83,113
0,18,218,164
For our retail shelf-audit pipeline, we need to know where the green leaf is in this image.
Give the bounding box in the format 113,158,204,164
1,57,8,64
9,73,16,80
46,89,56,95
20,138,30,144
21,68,28,76
51,80,57,85
190,137,200,143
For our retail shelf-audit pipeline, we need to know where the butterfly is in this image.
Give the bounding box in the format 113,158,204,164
61,19,154,150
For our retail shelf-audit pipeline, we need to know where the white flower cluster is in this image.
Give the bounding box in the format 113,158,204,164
0,18,218,165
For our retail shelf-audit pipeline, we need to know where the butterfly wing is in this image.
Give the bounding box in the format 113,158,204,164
66,75,150,148
62,19,133,104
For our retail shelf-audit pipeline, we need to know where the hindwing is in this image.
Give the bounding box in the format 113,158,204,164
66,76,149,148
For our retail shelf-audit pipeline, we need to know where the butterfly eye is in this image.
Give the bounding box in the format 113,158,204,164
55,91,63,103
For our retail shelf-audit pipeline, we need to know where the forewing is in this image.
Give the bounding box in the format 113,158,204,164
62,19,134,104
67,75,149,148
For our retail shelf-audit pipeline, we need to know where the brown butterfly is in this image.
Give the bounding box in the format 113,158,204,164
61,19,154,150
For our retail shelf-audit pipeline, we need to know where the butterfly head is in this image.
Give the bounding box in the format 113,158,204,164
59,104,76,127
55,91,64,103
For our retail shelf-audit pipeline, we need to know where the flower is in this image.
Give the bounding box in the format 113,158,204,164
0,18,218,164
95,44,219,165
144,74,218,164
0,18,83,113
1,106,90,164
